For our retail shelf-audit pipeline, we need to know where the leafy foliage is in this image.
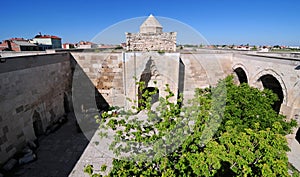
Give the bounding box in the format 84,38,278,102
85,75,297,177
219,76,295,135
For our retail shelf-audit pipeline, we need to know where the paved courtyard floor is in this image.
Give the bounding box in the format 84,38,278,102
8,113,89,177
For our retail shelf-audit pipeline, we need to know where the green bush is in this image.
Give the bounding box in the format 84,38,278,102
85,76,297,177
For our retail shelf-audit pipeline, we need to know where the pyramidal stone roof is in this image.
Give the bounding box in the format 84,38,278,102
140,14,162,28
140,14,163,34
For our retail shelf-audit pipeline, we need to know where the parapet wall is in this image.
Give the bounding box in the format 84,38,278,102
0,53,72,164
70,51,232,108
126,32,177,52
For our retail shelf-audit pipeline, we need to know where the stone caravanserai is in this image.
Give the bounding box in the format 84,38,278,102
126,14,177,52
1,15,300,175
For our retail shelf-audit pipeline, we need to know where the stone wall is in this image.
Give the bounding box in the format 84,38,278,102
70,51,300,119
70,52,124,107
123,52,181,109
230,53,300,170
0,51,48,58
180,52,232,101
231,53,300,119
69,50,300,174
126,32,177,52
71,52,182,109
70,51,232,109
0,53,72,164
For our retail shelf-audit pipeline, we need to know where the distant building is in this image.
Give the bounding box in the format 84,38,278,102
288,46,300,49
0,38,38,51
32,34,62,50
234,45,251,51
62,43,75,49
98,44,118,49
0,40,11,51
259,46,270,52
126,14,177,52
75,41,97,49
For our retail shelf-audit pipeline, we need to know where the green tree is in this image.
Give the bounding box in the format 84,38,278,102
85,76,297,177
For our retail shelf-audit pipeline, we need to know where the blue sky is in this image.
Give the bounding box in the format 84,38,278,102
1,0,299,46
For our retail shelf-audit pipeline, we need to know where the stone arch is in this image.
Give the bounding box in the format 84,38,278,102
138,87,159,108
252,69,287,105
32,110,44,137
232,64,248,84
138,57,160,85
252,69,287,113
138,57,160,108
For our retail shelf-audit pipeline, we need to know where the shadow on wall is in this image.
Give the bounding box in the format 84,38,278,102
1,53,110,177
138,58,157,108
17,55,110,177
69,54,110,140
178,58,185,106
136,56,185,108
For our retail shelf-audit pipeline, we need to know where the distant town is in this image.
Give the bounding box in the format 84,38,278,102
0,33,125,52
0,33,299,53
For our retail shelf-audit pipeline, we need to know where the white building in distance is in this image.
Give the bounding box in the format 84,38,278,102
32,34,62,50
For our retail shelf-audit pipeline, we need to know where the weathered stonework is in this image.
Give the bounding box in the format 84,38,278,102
70,52,124,106
69,50,300,176
126,15,177,52
70,51,300,122
0,53,72,164
126,32,177,52
2,49,300,173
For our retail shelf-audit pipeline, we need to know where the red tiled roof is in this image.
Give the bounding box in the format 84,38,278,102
34,35,61,39
78,41,94,45
10,38,26,41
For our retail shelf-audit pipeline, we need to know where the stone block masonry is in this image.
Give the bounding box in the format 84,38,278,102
1,49,300,173
69,50,300,175
0,53,72,164
71,52,124,106
125,14,177,52
126,32,177,52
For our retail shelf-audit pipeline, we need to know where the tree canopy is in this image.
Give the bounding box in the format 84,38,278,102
85,76,298,177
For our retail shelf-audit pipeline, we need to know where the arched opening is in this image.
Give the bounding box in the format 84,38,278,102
234,67,248,84
259,74,284,113
32,110,43,137
137,57,160,108
296,128,300,144
138,87,159,108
